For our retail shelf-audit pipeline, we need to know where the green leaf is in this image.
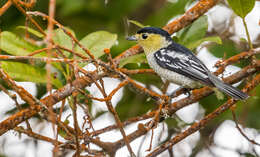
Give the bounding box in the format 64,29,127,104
50,28,77,72
16,26,44,38
58,115,70,138
76,31,117,58
0,31,44,56
177,15,208,48
58,129,68,138
212,88,225,100
119,53,147,68
244,153,257,157
53,28,76,53
240,84,260,129
208,40,239,58
200,94,228,114
127,19,147,28
186,36,222,49
227,0,255,18
1,61,62,88
240,37,248,42
0,32,64,85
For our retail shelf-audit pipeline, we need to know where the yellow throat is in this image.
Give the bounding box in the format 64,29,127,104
137,34,170,55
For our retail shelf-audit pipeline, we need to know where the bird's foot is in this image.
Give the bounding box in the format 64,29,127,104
169,87,192,98
183,88,192,97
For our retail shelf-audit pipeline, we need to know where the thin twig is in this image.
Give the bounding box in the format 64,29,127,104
0,0,12,16
26,11,95,59
146,73,260,157
11,0,46,35
98,78,136,157
231,109,260,147
71,92,81,157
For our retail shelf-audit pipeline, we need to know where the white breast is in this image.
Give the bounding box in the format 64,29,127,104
146,53,199,88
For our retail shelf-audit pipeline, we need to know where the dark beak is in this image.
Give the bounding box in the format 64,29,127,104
126,35,137,41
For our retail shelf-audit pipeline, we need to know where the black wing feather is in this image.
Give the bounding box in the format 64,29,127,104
154,43,214,86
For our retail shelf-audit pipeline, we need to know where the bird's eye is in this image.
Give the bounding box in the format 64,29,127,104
142,34,148,39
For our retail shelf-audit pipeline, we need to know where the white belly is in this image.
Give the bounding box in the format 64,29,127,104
146,53,199,88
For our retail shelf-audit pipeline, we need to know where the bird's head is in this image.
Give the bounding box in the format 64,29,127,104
126,27,172,54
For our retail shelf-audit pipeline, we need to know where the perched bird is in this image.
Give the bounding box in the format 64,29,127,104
126,27,248,100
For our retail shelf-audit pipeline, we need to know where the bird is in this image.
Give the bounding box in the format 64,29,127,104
126,27,248,100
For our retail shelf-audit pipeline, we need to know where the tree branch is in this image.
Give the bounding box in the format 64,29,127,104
146,72,260,156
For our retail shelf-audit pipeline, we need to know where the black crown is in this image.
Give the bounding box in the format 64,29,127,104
137,27,172,41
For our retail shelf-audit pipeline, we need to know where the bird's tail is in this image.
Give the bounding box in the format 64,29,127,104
208,73,248,100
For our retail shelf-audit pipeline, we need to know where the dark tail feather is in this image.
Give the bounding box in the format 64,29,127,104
208,73,248,100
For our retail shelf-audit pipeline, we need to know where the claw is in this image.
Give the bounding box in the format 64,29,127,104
169,87,192,98
183,88,192,97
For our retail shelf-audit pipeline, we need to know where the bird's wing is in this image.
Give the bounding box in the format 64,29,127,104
153,44,213,86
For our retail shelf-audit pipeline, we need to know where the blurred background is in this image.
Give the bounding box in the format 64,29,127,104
0,0,260,156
